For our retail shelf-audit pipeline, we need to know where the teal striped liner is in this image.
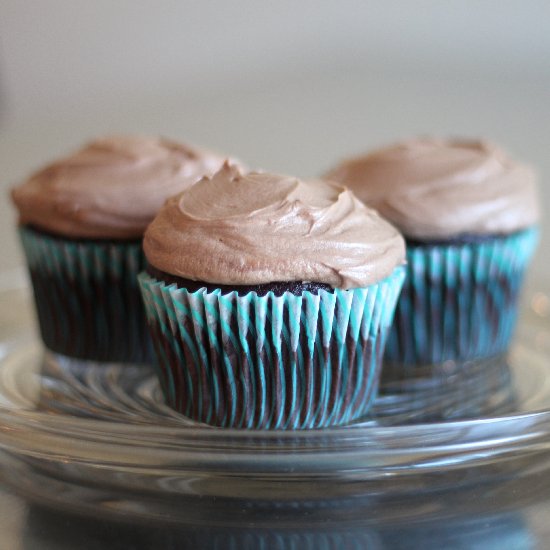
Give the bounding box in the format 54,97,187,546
138,266,405,430
19,226,154,364
385,228,538,366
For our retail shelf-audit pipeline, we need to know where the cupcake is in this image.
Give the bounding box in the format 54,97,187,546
325,138,539,365
11,135,233,363
138,164,406,429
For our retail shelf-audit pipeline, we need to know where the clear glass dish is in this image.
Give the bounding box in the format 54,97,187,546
1,282,550,530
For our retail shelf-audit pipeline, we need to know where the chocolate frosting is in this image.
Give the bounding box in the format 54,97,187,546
11,135,234,239
324,138,539,240
143,164,405,289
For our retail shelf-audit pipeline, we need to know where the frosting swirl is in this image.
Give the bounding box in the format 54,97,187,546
143,164,405,289
325,138,539,240
11,135,234,239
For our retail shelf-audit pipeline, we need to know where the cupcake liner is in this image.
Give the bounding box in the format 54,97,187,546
138,267,405,429
19,226,154,363
384,228,538,366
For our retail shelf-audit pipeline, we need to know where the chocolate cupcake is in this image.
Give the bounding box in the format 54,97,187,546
11,136,234,363
138,164,406,429
325,138,539,365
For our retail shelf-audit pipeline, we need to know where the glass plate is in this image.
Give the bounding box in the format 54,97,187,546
1,283,550,528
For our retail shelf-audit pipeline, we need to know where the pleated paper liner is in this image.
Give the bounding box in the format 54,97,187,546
19,226,154,364
384,228,538,365
139,267,406,430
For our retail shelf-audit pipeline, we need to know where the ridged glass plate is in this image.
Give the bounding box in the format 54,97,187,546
1,283,550,531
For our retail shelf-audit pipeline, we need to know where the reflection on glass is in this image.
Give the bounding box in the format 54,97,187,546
376,353,517,424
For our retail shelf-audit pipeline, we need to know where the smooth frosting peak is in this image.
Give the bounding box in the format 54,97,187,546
12,135,235,239
325,138,539,239
143,164,405,289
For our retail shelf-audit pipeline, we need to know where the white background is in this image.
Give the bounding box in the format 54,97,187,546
1,1,549,281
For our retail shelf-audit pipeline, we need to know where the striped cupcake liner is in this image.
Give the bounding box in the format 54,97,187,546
138,267,405,430
384,228,538,366
19,226,154,364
